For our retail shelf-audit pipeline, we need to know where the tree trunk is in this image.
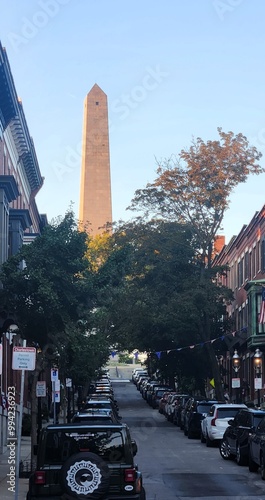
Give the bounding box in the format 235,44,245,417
204,342,224,400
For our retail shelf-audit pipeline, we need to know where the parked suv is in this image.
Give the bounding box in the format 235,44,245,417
183,398,221,439
220,407,265,464
201,403,247,447
27,423,146,499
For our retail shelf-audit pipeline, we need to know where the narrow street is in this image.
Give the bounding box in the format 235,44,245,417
110,365,265,500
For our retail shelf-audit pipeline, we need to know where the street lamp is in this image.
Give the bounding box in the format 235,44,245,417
254,348,263,408
232,350,241,403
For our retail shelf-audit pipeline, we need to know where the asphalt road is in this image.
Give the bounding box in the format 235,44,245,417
111,365,265,500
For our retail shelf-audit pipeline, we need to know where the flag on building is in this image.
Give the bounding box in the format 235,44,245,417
259,287,265,324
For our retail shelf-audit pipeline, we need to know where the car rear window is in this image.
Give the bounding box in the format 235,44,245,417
72,417,113,423
216,408,241,418
197,404,213,413
43,429,125,464
156,390,166,397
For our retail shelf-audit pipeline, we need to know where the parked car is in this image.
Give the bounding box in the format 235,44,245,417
220,407,265,464
136,375,149,391
158,391,174,415
71,409,118,424
183,398,221,439
151,388,173,409
142,381,157,401
147,385,172,406
164,393,179,421
83,399,121,420
248,415,265,478
172,395,190,426
201,403,247,447
132,368,148,383
27,422,146,499
134,371,148,385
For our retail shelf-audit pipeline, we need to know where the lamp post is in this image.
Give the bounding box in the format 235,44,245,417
232,350,241,403
254,348,262,408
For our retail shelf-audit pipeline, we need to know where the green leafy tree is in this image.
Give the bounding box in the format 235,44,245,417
127,129,263,399
0,211,99,454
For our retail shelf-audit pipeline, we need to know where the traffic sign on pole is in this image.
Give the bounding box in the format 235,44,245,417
51,368,59,381
12,347,36,371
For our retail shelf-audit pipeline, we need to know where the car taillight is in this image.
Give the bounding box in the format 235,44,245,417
124,468,136,482
211,418,216,426
34,471,46,484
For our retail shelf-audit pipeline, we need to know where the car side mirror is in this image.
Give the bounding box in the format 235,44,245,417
228,419,234,426
131,440,138,456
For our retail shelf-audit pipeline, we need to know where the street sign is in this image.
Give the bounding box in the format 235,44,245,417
36,381,46,397
232,377,241,388
12,347,36,371
255,377,262,389
66,378,72,388
51,368,59,381
52,391,60,403
54,379,60,391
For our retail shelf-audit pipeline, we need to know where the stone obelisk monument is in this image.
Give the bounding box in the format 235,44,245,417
79,84,112,235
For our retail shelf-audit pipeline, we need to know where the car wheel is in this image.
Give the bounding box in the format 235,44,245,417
140,486,146,500
219,438,232,460
261,452,265,480
236,443,246,466
60,452,110,499
249,453,259,472
206,433,213,447
200,432,206,444
187,428,193,439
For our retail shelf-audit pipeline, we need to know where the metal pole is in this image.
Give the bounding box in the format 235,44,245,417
15,339,26,500
67,387,71,423
258,389,261,408
53,381,56,424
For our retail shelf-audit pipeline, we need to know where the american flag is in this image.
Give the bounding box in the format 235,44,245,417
259,287,265,324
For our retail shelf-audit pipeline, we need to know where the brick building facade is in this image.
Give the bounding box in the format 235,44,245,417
214,206,265,406
0,41,46,452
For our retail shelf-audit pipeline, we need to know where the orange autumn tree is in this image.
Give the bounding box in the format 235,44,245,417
129,128,264,399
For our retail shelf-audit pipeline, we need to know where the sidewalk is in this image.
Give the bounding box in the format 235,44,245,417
0,435,31,499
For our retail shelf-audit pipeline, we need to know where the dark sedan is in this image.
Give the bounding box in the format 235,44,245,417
248,415,265,479
220,407,265,465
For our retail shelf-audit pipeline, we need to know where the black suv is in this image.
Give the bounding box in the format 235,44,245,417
220,407,265,465
27,423,146,499
183,398,221,438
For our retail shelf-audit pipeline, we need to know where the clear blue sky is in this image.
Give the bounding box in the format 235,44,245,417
0,0,265,243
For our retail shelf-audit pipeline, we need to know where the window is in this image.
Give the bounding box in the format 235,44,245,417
245,252,249,280
261,240,265,272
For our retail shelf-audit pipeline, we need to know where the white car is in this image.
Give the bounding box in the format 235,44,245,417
201,403,247,447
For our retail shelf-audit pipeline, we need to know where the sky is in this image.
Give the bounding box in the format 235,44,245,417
0,0,265,243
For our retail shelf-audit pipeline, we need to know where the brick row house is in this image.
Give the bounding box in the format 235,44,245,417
0,41,46,451
214,206,265,407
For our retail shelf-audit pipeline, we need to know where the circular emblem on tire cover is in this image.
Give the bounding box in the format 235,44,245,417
66,459,102,495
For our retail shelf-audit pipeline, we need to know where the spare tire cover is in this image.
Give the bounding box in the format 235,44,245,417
61,452,110,499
